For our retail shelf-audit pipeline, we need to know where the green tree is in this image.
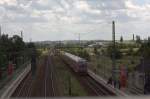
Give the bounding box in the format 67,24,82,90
11,35,25,51
0,34,31,74
0,35,12,68
94,47,99,55
136,35,141,44
127,47,134,56
77,49,90,61
139,39,150,59
10,35,26,67
107,44,122,59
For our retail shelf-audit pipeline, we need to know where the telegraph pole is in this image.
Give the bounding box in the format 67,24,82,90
112,21,116,87
78,33,82,50
0,25,1,37
78,33,80,45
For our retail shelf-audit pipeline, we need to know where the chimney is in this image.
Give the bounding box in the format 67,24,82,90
21,30,23,40
133,34,135,41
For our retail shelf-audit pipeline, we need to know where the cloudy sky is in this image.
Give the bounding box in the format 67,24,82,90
0,0,150,41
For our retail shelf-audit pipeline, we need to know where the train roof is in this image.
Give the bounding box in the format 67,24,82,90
64,52,86,62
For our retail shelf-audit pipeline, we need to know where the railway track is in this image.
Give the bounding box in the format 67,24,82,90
81,75,116,96
11,52,59,97
33,53,57,97
45,53,56,96
11,51,115,97
11,72,33,97
129,86,143,95
59,54,116,96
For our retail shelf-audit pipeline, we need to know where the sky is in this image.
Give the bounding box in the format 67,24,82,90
0,0,150,41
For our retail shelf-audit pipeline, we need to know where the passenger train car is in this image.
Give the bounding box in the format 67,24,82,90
61,51,87,74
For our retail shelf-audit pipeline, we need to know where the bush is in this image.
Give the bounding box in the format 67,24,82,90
107,45,122,59
139,41,150,59
64,48,90,61
127,47,134,56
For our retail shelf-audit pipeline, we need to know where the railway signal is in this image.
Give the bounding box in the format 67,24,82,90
120,65,127,90
7,61,14,76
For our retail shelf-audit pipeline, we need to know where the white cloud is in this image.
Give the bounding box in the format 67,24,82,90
60,16,81,24
37,0,49,6
0,0,17,5
125,0,150,21
0,0,150,41
74,0,101,15
60,0,70,10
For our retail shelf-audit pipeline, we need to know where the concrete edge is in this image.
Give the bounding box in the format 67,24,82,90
0,64,31,98
88,69,128,97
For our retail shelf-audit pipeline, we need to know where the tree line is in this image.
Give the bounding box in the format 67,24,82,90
0,34,36,79
106,35,150,60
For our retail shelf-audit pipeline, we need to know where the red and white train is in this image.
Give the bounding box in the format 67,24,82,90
61,51,87,74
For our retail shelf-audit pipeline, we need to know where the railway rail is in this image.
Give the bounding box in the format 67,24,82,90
33,53,58,97
45,53,56,96
60,54,116,96
81,75,116,96
11,50,116,97
11,72,33,97
11,52,59,97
